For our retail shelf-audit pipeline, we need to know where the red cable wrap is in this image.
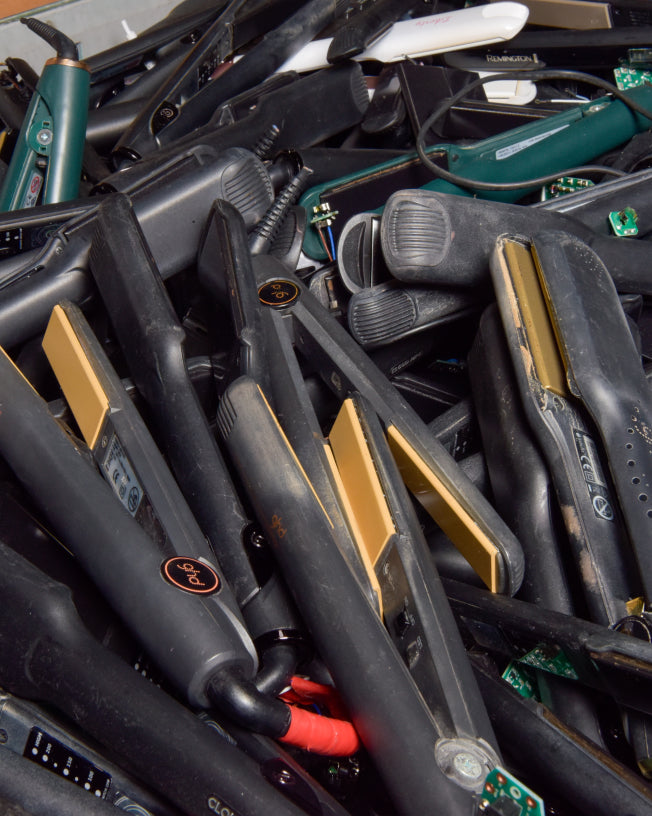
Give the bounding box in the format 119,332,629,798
282,675,350,720
280,704,361,756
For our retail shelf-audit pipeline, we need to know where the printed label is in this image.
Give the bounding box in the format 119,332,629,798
24,728,111,798
21,171,43,208
162,557,221,595
495,125,569,160
113,794,156,815
573,429,615,521
207,796,240,816
0,227,23,256
101,433,143,516
485,54,537,64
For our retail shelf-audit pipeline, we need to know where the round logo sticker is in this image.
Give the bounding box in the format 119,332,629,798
162,557,221,595
592,495,614,521
258,279,299,308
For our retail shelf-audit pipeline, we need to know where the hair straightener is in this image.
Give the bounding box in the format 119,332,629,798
374,188,652,295
196,197,536,816
112,0,352,160
275,2,530,74
84,194,358,755
0,536,341,816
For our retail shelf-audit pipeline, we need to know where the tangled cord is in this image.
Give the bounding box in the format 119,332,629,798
416,69,652,191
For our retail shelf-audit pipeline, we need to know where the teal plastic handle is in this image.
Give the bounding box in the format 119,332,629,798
0,59,89,211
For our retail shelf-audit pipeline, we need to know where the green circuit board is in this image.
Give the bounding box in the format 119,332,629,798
481,766,545,815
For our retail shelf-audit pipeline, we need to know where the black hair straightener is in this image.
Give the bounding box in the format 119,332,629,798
485,230,652,776
0,142,276,349
112,0,352,164
489,233,642,627
196,198,536,816
467,304,618,748
84,0,230,87
108,0,253,164
83,193,360,756
0,475,350,816
109,60,370,174
517,231,652,606
372,187,652,295
456,24,652,73
218,375,511,816
0,533,344,816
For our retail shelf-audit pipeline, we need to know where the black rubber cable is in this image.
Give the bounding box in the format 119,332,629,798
254,642,298,697
20,17,79,61
416,69,652,191
208,664,292,738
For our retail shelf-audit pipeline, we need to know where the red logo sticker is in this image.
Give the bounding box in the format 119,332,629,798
162,557,221,595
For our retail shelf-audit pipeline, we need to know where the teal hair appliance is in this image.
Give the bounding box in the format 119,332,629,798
0,18,89,211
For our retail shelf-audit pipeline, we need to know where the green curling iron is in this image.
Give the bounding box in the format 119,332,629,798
300,84,652,260
0,18,89,211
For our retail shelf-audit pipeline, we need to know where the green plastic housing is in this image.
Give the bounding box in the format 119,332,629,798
300,85,652,259
0,59,90,211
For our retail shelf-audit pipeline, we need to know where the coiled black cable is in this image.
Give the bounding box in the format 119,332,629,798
416,68,652,191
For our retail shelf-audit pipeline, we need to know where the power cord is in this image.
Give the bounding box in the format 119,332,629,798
416,69,652,191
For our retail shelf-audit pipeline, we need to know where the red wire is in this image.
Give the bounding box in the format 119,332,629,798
278,676,360,756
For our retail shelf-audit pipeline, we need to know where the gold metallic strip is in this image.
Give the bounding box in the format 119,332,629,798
0,347,38,392
44,57,90,72
329,398,395,569
42,304,108,449
322,440,383,616
255,384,333,527
626,596,645,617
503,239,568,398
387,425,499,592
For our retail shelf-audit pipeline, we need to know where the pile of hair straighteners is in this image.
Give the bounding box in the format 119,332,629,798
1,0,652,813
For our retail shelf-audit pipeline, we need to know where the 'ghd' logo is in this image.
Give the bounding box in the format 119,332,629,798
271,514,287,538
258,279,299,308
162,557,221,595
